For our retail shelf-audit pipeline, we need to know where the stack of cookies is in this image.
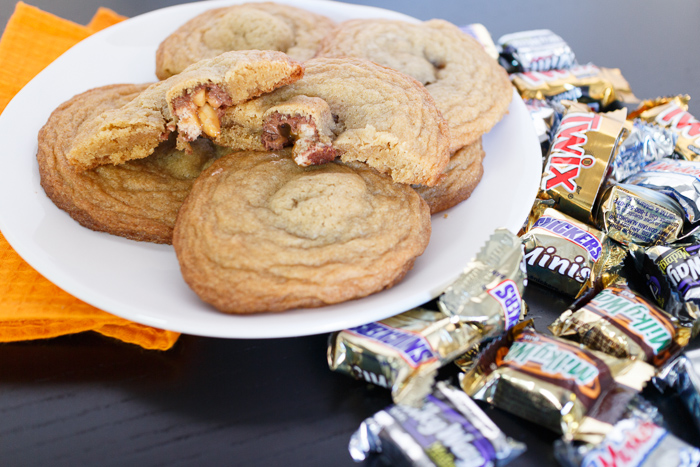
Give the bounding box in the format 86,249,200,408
37,2,513,314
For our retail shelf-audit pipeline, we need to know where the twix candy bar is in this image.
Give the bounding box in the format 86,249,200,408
630,95,700,160
540,102,627,224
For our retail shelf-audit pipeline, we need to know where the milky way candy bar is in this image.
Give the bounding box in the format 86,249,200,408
540,102,627,224
521,206,606,296
349,381,526,466
596,184,685,246
550,283,689,367
461,321,655,443
511,63,638,109
630,95,700,160
497,29,576,73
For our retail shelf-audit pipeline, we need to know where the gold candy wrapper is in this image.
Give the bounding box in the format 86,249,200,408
522,204,609,297
550,283,689,367
596,184,685,247
630,95,700,160
540,102,627,225
460,321,655,443
511,63,638,108
328,229,527,405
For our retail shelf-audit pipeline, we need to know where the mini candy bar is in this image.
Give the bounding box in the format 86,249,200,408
348,381,526,466
625,159,700,224
460,321,655,443
549,283,689,366
656,349,700,434
511,64,638,110
628,242,700,334
596,184,685,247
630,95,700,160
497,29,576,73
438,228,527,333
525,98,556,145
539,102,627,225
521,205,607,296
554,413,700,467
328,230,528,405
459,23,499,60
610,120,677,183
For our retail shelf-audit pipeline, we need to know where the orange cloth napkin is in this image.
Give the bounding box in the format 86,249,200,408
0,2,180,350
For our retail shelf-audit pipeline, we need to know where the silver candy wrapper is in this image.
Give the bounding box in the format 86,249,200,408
611,120,677,183
625,159,700,224
349,381,525,466
438,228,527,333
497,29,576,73
328,229,527,405
656,348,700,434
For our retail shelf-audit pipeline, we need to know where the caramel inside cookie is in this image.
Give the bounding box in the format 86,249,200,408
173,150,432,314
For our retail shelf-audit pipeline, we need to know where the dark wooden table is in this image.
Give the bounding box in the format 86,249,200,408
1,1,700,465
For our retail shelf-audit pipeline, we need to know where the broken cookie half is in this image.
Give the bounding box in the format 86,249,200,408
66,50,304,172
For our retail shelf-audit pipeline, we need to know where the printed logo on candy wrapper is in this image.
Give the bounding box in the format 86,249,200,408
581,419,667,467
532,216,602,261
487,279,522,330
541,111,602,193
517,63,600,87
656,102,700,141
347,322,438,368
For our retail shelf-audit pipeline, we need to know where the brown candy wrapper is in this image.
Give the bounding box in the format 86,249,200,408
328,229,527,405
511,63,638,108
630,95,700,160
549,283,689,367
540,102,627,225
596,184,685,247
460,321,655,443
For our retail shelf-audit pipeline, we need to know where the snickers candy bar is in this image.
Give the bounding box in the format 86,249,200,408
497,29,576,73
461,321,655,442
521,206,606,296
549,283,689,366
348,381,526,466
539,102,627,224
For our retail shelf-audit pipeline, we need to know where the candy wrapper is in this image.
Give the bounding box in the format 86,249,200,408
628,242,700,335
656,349,700,434
460,321,655,443
549,283,689,367
596,184,685,247
630,95,700,160
521,202,626,298
539,102,628,225
497,29,576,73
511,64,638,110
625,159,700,224
348,381,526,466
554,396,700,467
610,120,677,183
328,229,527,405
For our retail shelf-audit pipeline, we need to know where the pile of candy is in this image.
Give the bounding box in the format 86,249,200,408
327,28,700,466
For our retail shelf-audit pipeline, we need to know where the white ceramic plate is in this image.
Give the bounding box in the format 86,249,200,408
0,0,541,338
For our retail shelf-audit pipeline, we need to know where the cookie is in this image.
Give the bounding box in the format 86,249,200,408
155,2,335,79
173,150,431,314
38,84,221,244
414,138,485,214
67,50,303,172
216,57,451,186
315,19,513,152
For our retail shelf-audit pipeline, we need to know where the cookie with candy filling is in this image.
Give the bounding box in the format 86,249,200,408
38,84,220,244
173,150,431,313
316,19,512,152
155,2,335,79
